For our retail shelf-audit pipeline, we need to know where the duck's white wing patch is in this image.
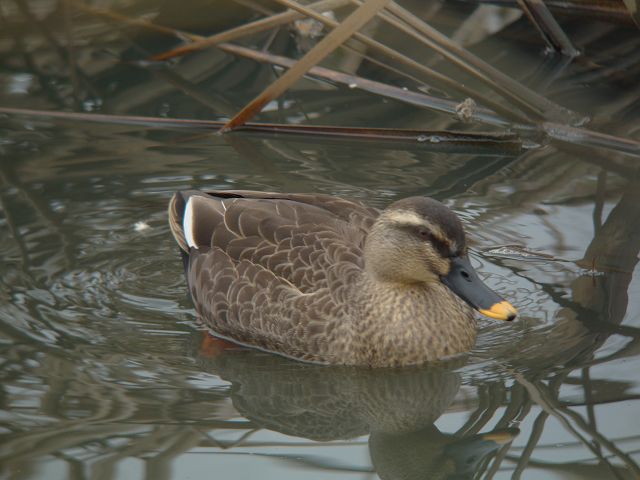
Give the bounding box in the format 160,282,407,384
184,197,198,249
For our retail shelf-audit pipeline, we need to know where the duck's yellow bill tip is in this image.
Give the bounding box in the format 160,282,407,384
479,301,517,321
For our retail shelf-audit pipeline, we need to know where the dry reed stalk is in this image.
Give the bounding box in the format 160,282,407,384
0,106,523,152
151,0,351,61
516,0,579,55
220,0,392,132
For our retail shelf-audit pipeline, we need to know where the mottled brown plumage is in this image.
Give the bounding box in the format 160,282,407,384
168,190,511,367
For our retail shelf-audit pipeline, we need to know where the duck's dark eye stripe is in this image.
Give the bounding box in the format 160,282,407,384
406,226,451,257
430,237,451,258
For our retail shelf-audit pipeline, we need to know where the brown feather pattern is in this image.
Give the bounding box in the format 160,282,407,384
168,190,478,366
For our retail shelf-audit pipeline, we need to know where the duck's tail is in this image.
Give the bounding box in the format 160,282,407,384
168,190,229,253
168,191,191,253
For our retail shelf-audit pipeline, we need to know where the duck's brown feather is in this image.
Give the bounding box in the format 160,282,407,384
174,191,376,288
170,190,379,363
169,190,478,366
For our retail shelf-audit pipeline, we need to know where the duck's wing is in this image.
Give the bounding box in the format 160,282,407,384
168,190,377,292
168,190,372,363
206,190,378,228
186,246,352,363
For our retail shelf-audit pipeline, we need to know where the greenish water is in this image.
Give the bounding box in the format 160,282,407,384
1,2,640,479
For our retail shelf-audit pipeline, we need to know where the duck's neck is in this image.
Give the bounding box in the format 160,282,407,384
350,274,476,366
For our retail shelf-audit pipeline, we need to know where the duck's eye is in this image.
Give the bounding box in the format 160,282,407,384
417,228,431,239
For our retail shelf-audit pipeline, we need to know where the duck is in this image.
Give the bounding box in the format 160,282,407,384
168,190,517,367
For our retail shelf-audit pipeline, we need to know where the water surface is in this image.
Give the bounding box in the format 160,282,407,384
1,2,639,479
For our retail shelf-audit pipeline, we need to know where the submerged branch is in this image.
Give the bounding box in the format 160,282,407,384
0,107,523,153
543,122,640,156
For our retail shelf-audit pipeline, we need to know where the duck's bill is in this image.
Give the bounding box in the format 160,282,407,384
441,256,517,321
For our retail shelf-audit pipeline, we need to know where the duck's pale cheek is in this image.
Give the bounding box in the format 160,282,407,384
433,258,451,277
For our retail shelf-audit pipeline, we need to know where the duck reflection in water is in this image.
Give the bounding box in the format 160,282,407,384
196,337,518,480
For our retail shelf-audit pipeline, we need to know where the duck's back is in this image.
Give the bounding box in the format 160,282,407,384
168,190,378,362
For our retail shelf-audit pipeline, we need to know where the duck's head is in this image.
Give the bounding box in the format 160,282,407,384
364,197,517,321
